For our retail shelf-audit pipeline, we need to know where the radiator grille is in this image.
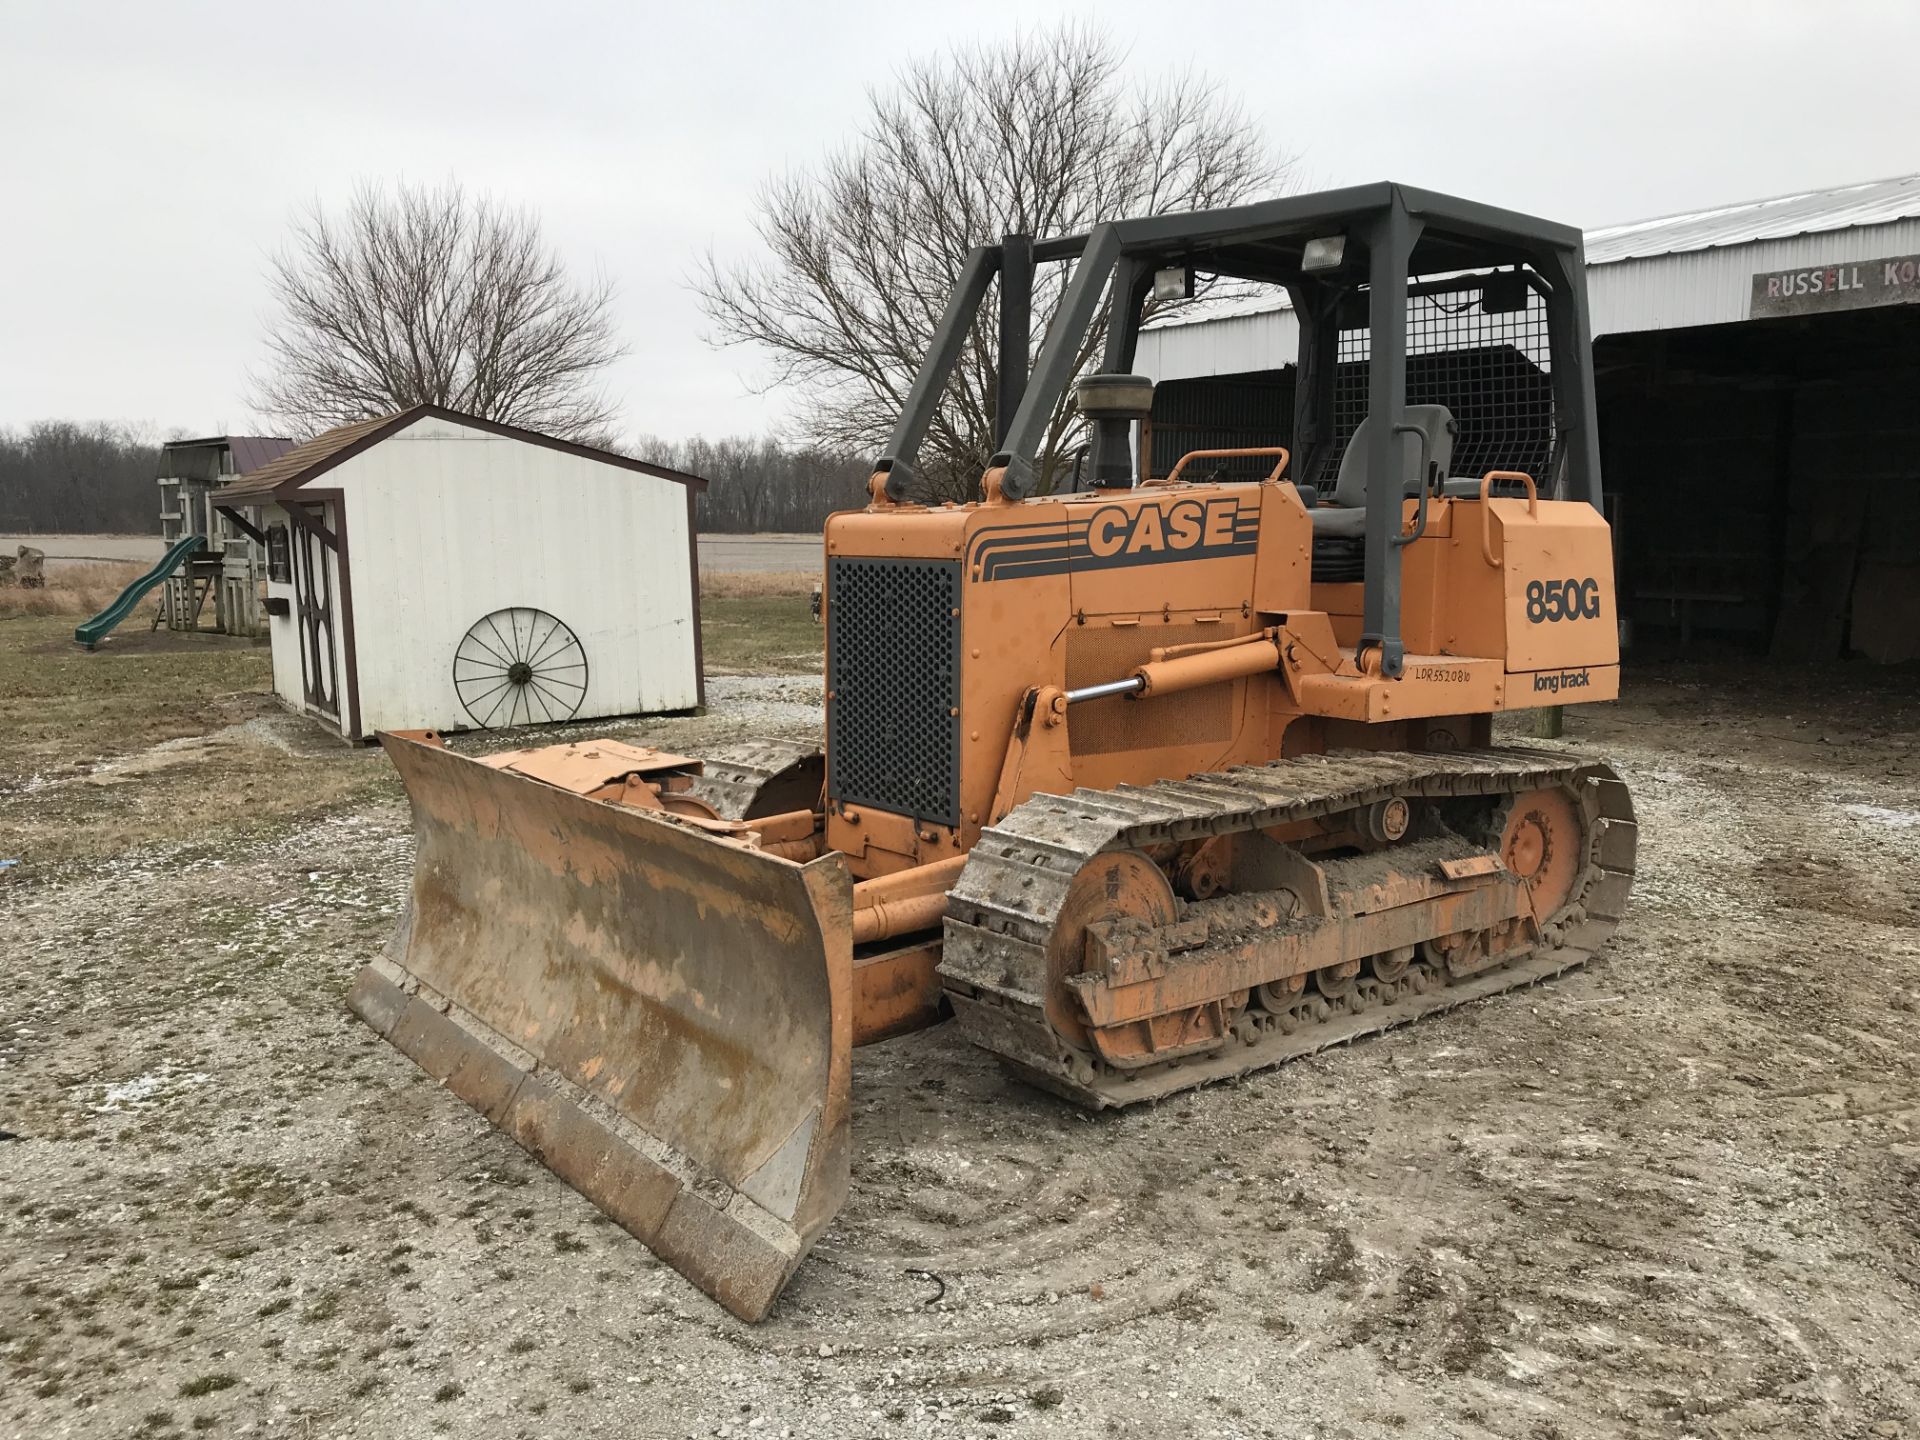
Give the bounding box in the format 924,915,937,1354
827,557,961,826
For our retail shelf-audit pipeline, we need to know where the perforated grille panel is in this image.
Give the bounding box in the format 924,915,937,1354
827,557,961,826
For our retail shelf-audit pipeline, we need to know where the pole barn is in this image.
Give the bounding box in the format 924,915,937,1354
1135,174,1920,665
217,405,709,739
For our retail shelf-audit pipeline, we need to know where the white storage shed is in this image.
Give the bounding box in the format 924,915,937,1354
216,405,708,739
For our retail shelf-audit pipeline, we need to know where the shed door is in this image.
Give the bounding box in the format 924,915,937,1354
289,504,340,723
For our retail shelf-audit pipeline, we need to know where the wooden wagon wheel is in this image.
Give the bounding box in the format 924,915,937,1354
452,607,588,729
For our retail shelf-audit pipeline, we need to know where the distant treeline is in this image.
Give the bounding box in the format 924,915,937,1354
0,423,161,533
638,435,870,534
1,421,870,539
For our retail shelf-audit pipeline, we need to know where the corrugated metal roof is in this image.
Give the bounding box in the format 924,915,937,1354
1584,173,1920,265
1140,199,1920,376
1145,174,1920,332
161,434,297,474
227,435,297,474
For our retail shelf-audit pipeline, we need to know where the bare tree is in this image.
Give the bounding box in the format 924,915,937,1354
696,24,1290,500
252,182,626,441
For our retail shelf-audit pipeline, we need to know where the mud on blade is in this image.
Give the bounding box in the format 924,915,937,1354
350,732,853,1321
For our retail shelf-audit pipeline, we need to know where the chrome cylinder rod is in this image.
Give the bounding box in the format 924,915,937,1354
1064,675,1146,704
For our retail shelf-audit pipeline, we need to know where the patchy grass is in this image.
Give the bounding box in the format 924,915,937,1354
0,613,393,865
699,593,820,676
700,569,814,600
0,614,270,770
177,1372,239,1397
300,1291,340,1324
0,579,816,782
0,560,146,619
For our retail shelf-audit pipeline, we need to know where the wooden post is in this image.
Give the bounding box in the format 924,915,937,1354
1530,705,1564,739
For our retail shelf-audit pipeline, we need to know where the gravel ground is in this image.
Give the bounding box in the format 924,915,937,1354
3,665,1918,1440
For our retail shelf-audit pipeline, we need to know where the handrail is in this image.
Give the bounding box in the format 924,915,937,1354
1159,446,1290,486
1390,422,1432,549
1478,470,1538,567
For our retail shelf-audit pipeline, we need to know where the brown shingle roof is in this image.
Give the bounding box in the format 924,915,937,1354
218,404,709,505
219,414,395,504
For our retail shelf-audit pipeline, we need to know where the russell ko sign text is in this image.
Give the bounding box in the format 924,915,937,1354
1750,255,1920,318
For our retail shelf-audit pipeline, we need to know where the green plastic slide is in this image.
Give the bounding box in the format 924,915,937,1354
74,534,206,649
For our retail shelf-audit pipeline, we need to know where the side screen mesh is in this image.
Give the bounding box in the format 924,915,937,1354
826,557,962,826
1315,272,1555,490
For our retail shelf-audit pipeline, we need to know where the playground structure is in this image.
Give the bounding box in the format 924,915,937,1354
155,435,295,636
73,434,293,648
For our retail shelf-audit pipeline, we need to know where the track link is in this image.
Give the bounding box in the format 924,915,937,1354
940,747,1636,1108
680,738,825,820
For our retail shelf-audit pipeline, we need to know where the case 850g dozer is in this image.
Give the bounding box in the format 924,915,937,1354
351,183,1637,1320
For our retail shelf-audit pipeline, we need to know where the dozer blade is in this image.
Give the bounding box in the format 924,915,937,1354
348,732,853,1321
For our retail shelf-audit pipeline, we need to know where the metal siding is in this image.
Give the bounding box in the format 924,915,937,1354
323,419,698,734
1137,309,1298,382
1142,216,1920,377
1585,220,1920,335
1141,175,1920,377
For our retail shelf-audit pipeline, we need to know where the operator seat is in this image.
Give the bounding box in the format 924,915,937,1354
1308,406,1456,582
1307,405,1458,539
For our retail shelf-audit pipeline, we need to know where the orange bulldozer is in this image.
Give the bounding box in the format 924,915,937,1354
350,183,1635,1319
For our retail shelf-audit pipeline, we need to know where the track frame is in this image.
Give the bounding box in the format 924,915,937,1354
940,747,1635,1108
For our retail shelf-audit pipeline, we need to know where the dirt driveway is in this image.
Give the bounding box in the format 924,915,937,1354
696,534,820,575
3,655,1918,1439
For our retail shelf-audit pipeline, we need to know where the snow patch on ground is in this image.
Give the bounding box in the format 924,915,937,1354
1839,801,1920,830
76,1062,211,1113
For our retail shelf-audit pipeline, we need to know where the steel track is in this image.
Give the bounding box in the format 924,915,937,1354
680,737,825,820
940,747,1637,1108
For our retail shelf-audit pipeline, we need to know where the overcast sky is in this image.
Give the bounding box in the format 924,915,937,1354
6,0,1916,446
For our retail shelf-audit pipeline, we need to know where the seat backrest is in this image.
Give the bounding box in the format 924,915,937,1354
1328,405,1458,509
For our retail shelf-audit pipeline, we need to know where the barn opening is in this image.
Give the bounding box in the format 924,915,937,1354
1594,305,1920,664
1137,176,1920,668
1146,301,1920,666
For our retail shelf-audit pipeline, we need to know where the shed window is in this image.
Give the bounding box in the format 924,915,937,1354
266,523,291,584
